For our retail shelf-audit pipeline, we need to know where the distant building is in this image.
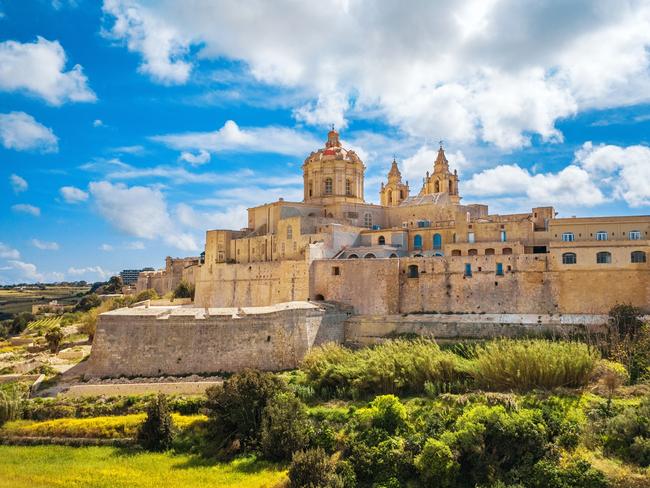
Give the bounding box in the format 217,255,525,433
120,267,154,285
32,300,65,314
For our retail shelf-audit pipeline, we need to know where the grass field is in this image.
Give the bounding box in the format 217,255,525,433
0,446,286,488
0,286,89,318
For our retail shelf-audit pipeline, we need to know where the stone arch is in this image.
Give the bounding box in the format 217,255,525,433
378,235,386,245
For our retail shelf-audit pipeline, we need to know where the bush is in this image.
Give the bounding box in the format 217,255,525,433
137,394,175,451
45,326,64,353
134,289,159,302
603,397,650,466
260,391,312,461
529,458,609,488
469,340,598,391
0,389,22,426
609,303,644,340
74,293,101,312
204,369,286,450
172,281,194,299
288,448,342,488
354,394,409,435
415,438,459,487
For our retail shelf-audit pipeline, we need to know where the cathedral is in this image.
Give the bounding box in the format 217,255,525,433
139,129,650,315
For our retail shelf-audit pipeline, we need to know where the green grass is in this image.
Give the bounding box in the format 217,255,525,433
27,316,62,333
0,445,286,488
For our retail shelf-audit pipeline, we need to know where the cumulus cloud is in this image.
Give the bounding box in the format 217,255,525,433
0,36,95,105
10,174,28,193
89,180,199,251
60,185,89,203
0,243,20,259
5,260,63,283
152,119,320,156
99,243,114,251
93,119,104,127
31,239,60,250
101,0,650,148
175,202,248,231
67,265,113,280
12,203,41,216
0,112,58,152
179,149,210,166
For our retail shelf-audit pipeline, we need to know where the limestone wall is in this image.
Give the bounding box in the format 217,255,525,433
310,255,650,315
85,302,347,378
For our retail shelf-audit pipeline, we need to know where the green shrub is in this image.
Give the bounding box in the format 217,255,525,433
137,394,175,451
354,394,409,435
172,281,194,299
0,389,22,426
415,438,459,487
134,289,159,302
529,458,609,488
45,326,64,353
603,397,650,466
470,340,598,391
260,392,312,461
346,432,412,486
288,448,343,488
204,369,286,450
74,293,101,312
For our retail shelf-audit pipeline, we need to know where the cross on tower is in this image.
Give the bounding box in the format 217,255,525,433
439,140,444,149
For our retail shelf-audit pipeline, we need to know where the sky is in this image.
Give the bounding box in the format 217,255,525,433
1,0,650,284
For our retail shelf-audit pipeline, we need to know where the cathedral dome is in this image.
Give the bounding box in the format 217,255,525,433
304,129,363,165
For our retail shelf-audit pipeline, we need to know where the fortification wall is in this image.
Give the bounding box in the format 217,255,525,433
310,255,650,314
194,260,309,308
85,302,348,378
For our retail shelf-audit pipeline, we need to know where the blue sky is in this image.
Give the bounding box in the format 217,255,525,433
1,0,650,284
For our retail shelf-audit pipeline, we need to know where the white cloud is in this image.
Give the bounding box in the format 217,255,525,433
12,203,41,216
0,112,58,152
99,243,114,251
93,118,104,127
125,240,146,250
101,0,650,148
60,185,89,203
179,149,210,166
89,180,199,251
175,202,248,231
9,174,28,193
31,239,60,250
5,260,63,283
112,144,145,155
0,36,95,105
0,242,20,259
67,266,114,280
152,119,320,156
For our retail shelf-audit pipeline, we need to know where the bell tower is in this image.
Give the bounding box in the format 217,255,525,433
380,158,409,206
421,143,460,204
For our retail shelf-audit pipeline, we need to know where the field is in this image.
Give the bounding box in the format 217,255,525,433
0,286,89,318
0,446,285,488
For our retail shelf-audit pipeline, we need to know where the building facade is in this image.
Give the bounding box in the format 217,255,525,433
173,129,648,314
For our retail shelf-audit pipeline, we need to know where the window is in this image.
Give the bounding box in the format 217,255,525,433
417,220,430,228
630,230,641,240
324,177,333,194
596,231,608,241
364,253,376,259
496,263,504,275
308,181,313,197
389,253,398,258
433,233,442,250
408,265,419,278
348,254,358,259
464,263,472,277
596,251,611,264
631,251,646,263
451,249,461,256
378,235,386,245
468,232,475,243
485,248,495,255
364,213,372,228
413,234,423,248
332,266,340,276
562,232,575,242
346,179,352,196
562,252,577,264
434,180,440,192
468,249,478,256
500,230,507,242
502,247,513,255
286,225,293,239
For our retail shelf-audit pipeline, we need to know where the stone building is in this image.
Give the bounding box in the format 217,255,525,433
169,128,646,314
136,256,200,296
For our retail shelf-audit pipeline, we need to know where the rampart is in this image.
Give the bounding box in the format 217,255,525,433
84,301,347,378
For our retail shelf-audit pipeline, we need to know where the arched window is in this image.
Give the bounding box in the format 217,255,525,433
408,265,419,278
596,231,608,241
386,189,392,204
631,251,646,263
286,225,292,240
413,253,423,258
502,247,513,255
485,248,495,255
364,213,373,228
596,251,611,264
433,233,442,250
378,236,386,245
468,249,478,256
413,234,423,248
308,181,313,197
348,254,358,259
562,252,577,264
399,190,404,199
364,253,376,259
434,180,440,192
346,178,352,196
389,253,398,258
449,179,453,194
324,177,333,195
451,249,461,256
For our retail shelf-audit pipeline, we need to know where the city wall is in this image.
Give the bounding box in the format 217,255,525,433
84,302,348,378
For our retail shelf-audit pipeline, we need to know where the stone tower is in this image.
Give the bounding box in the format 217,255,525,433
302,128,365,204
379,158,410,206
420,144,460,204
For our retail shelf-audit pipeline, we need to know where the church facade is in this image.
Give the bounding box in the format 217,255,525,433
142,129,649,315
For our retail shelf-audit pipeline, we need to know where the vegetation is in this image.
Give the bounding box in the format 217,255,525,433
260,391,312,461
44,326,64,353
0,389,22,427
137,394,175,451
288,448,345,488
172,280,195,300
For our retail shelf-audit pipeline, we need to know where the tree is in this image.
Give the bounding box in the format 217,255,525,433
260,391,313,461
0,389,22,427
104,276,124,294
137,394,175,451
45,326,64,353
288,448,343,488
173,281,194,299
74,293,101,312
